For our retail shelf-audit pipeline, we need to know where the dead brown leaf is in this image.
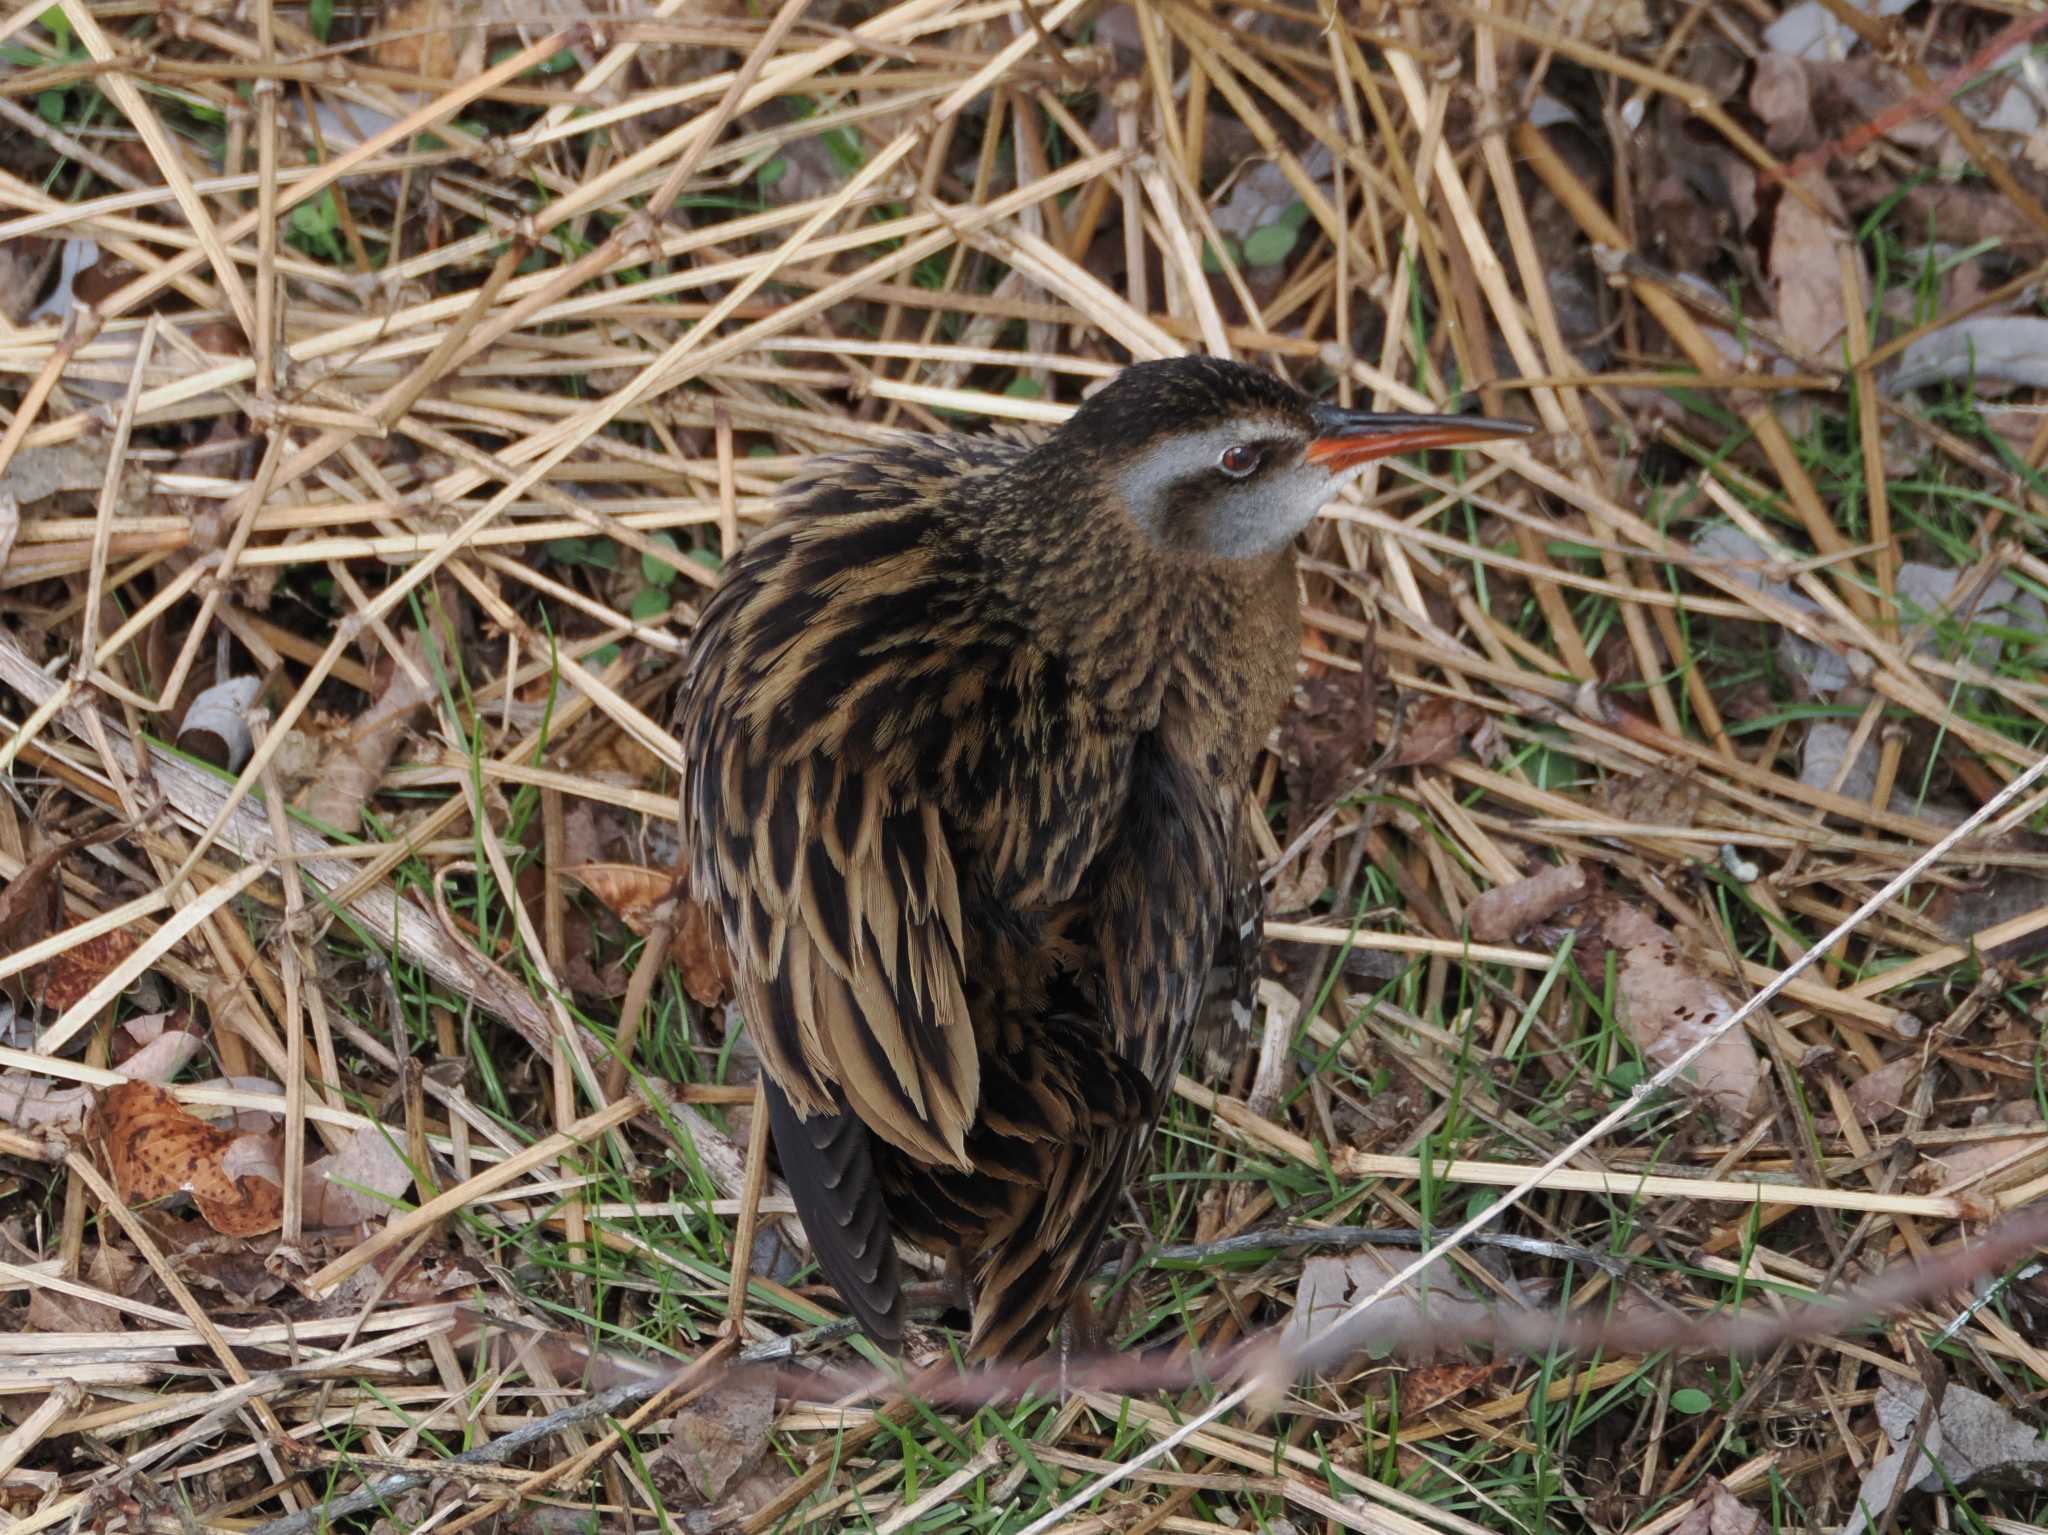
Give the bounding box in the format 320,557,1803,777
1767,173,1860,358
94,1081,283,1238
0,849,70,1012
567,862,733,1007
1403,1360,1497,1414
674,896,735,1008
374,0,481,82
1913,1101,2045,1195
1466,860,1597,944
0,1014,202,1133
1749,57,1816,155
1390,696,1483,768
1841,1379,2048,1535
1577,901,1764,1133
567,862,671,931
39,929,140,1016
1671,1478,1764,1535
654,1367,775,1508
301,1124,415,1228
1844,1054,1918,1127
27,1244,134,1335
0,824,129,1012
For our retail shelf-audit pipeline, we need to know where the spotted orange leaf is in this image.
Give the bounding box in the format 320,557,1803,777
95,1081,283,1238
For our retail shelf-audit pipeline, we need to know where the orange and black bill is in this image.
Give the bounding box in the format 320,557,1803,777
1304,403,1534,472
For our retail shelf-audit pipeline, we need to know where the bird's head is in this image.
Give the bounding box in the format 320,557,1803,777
1052,356,1532,561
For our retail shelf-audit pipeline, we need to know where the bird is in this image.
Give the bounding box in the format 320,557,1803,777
673,355,1532,1362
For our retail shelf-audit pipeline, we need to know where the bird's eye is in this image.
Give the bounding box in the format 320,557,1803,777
1218,443,1263,478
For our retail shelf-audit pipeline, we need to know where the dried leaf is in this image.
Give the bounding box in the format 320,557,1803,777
0,441,114,505
39,929,140,1016
1278,671,1375,844
1390,696,1483,768
674,896,735,1008
1282,1248,1551,1367
568,862,672,931
1466,861,1597,944
1844,1055,1918,1126
94,1081,283,1238
1767,174,1859,358
0,851,68,1012
27,1245,138,1336
567,863,733,1007
1840,1379,2048,1535
298,635,434,837
1764,0,1913,60
1671,1479,1764,1535
1403,1361,1497,1414
1580,902,1765,1133
0,823,128,1011
655,1367,775,1508
1913,1102,2046,1194
1750,56,1816,155
375,0,481,81
177,676,262,774
1893,315,2048,394
0,1016,202,1133
301,1124,415,1228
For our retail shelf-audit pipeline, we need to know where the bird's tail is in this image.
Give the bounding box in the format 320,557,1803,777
763,1079,905,1352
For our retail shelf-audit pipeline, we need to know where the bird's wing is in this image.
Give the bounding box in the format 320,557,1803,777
676,514,982,1176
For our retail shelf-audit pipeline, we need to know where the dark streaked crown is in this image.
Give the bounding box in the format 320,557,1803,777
1054,355,1317,454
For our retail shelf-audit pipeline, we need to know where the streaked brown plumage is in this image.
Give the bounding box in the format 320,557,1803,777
674,357,1529,1361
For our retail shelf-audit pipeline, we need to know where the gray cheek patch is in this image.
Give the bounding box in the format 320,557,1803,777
1115,425,1332,559
1196,466,1334,559
1116,427,1248,538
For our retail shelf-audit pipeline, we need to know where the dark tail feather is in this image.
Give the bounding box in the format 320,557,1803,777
763,1079,905,1352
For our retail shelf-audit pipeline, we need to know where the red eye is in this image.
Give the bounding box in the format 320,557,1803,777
1219,443,1262,477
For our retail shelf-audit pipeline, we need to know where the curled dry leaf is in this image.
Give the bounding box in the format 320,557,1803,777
1577,901,1764,1133
177,676,264,773
566,862,734,1007
298,634,435,837
1466,860,1597,944
94,1081,283,1238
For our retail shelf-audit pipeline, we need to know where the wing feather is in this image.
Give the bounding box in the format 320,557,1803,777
678,530,983,1173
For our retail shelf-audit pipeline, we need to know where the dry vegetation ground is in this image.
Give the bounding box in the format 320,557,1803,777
2,0,2048,1531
